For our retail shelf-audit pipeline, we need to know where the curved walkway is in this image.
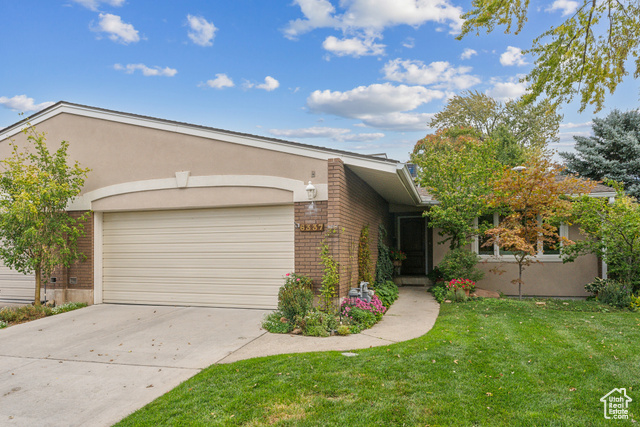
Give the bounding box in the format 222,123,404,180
219,286,440,364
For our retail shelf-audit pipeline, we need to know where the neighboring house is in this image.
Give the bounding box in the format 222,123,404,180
0,102,612,307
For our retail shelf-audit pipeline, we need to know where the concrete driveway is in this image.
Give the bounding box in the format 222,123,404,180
0,304,269,427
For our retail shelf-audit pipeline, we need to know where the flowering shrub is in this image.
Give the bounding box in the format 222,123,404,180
277,273,314,322
340,294,386,322
446,278,476,292
390,249,407,261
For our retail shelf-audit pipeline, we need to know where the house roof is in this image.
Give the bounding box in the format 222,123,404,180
0,101,423,206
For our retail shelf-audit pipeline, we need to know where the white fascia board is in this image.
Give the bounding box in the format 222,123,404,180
0,103,398,171
395,163,422,205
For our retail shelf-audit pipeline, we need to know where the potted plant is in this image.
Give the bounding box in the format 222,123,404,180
446,278,476,297
390,249,407,267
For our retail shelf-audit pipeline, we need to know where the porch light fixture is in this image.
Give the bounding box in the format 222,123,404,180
306,181,317,200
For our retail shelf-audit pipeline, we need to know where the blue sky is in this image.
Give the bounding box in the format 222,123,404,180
0,0,637,162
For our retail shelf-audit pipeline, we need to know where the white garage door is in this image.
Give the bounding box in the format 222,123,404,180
102,205,294,308
0,262,35,303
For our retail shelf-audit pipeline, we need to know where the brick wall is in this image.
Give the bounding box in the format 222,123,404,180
294,200,328,292
327,158,391,297
49,211,94,296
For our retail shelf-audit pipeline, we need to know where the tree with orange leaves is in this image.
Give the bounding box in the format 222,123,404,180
482,157,595,299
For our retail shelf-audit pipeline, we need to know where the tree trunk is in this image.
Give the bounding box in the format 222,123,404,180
34,265,41,306
518,262,523,300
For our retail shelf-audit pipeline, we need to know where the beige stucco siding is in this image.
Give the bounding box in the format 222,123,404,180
0,113,328,203
432,225,596,297
92,186,293,212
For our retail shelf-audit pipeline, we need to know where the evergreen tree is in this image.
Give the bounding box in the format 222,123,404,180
560,109,640,198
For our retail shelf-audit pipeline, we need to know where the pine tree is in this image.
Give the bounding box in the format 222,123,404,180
561,109,640,198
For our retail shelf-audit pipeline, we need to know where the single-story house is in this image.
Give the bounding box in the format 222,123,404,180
0,102,614,307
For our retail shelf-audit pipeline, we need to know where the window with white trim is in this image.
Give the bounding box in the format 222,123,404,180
473,213,568,260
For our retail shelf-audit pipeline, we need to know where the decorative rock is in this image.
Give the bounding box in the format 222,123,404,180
341,352,358,357
291,328,302,335
535,302,546,306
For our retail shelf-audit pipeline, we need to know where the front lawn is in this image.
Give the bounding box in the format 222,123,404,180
116,298,639,426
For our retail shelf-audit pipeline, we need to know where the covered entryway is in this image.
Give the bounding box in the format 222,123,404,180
101,205,294,309
0,262,34,304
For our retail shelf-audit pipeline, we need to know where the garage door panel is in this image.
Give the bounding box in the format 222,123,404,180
102,205,294,309
103,256,291,269
103,231,293,245
103,241,293,254
0,264,35,303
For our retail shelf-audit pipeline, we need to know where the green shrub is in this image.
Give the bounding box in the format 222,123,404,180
431,286,447,303
49,302,87,314
454,288,468,302
585,277,608,296
336,324,351,336
278,273,314,322
598,280,633,308
426,267,444,284
375,224,394,284
261,311,293,334
630,295,640,311
302,310,337,337
0,305,48,323
374,280,399,308
0,320,6,329
438,248,484,282
347,307,377,330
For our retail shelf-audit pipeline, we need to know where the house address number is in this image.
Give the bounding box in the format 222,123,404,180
300,223,325,232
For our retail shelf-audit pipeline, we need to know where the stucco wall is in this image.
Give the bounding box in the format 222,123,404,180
0,113,327,210
431,225,598,297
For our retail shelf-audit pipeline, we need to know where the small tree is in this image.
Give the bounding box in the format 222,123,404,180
412,128,502,249
357,224,373,284
0,126,90,305
483,157,594,299
563,184,640,291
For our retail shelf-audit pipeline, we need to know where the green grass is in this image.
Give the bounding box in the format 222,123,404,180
116,298,639,426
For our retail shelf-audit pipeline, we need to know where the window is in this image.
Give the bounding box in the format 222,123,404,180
473,213,568,260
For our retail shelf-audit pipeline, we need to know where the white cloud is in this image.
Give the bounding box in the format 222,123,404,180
308,83,443,118
95,13,139,44
245,76,280,91
269,126,384,142
285,0,464,38
114,63,177,77
322,36,385,57
202,73,234,89
0,95,54,112
546,0,579,16
283,0,339,40
307,83,442,131
71,0,125,11
500,46,528,66
485,77,528,101
560,121,592,129
403,37,415,49
186,15,217,47
460,48,477,60
382,58,480,90
358,112,435,131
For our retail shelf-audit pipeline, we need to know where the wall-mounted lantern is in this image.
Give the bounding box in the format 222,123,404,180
306,181,317,200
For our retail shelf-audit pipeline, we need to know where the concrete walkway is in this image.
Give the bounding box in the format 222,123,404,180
220,286,440,363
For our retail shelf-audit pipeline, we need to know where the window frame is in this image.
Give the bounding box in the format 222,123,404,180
472,213,568,263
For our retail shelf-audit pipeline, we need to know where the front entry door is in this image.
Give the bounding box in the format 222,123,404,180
399,217,426,275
